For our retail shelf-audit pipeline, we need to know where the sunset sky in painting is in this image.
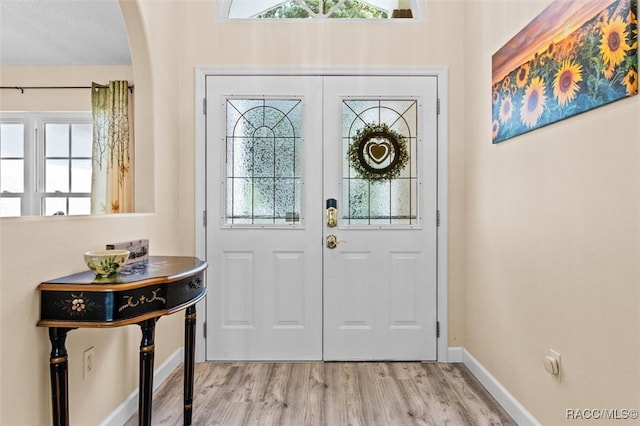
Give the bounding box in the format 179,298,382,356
492,0,617,83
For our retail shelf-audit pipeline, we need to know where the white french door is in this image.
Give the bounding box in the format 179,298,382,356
205,74,438,361
205,76,323,360
322,76,438,360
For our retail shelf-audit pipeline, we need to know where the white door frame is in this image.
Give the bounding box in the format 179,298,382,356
194,66,449,362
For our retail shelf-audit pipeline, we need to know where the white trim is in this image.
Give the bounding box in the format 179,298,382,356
195,66,446,77
462,348,541,426
435,69,449,363
194,66,449,362
98,348,184,426
194,67,207,363
447,346,463,363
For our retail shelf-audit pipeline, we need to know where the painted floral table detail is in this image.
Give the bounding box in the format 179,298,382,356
37,256,207,426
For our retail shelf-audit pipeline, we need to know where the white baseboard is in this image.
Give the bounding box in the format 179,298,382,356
447,346,463,363
462,348,540,426
99,347,184,426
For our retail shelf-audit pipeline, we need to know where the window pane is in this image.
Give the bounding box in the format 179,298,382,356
0,159,24,192
345,178,369,222
45,197,67,216
391,179,416,225
253,134,275,178
249,0,389,19
1,114,92,217
368,179,391,221
46,124,70,157
225,98,302,226
1,124,24,157
46,159,70,192
342,99,419,226
226,177,252,224
69,197,91,215
71,160,92,192
0,198,21,217
71,124,92,157
274,178,298,224
253,178,275,224
275,138,297,177
228,137,253,177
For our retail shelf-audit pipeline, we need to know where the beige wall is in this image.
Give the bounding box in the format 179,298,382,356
0,66,133,111
0,2,186,425
1,1,466,424
463,0,640,424
4,0,637,424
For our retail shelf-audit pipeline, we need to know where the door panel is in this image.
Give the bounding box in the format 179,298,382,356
206,76,323,360
322,76,438,360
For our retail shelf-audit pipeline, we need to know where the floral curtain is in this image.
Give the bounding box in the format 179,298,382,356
91,81,132,213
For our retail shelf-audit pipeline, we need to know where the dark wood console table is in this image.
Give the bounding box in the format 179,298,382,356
37,256,207,426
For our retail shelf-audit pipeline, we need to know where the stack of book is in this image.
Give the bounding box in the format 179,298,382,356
106,239,149,264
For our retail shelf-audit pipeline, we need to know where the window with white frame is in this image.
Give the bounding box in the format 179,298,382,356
221,0,421,20
0,112,93,217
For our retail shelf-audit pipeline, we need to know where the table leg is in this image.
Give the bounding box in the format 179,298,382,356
184,304,197,425
47,327,72,426
138,318,157,426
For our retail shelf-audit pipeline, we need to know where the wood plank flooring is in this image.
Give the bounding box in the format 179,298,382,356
125,362,516,426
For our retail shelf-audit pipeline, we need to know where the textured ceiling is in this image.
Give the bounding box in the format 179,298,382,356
0,0,131,65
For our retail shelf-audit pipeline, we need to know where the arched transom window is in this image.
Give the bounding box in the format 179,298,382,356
222,0,421,20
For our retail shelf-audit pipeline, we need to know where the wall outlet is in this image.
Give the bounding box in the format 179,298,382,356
544,349,561,381
83,346,96,379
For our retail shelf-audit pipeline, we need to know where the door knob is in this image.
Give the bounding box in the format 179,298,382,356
326,234,345,249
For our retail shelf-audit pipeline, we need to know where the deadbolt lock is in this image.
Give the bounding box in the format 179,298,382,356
326,198,337,227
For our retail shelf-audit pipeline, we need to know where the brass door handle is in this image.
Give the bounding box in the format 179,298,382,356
326,234,345,249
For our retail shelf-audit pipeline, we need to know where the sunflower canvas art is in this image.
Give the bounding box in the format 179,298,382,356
492,0,638,143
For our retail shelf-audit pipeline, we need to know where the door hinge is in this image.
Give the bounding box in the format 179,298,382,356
436,209,441,227
202,209,207,227
202,98,207,115
437,98,440,115
436,321,440,338
203,322,207,338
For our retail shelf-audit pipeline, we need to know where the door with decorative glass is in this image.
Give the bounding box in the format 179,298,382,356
322,76,438,360
205,74,437,361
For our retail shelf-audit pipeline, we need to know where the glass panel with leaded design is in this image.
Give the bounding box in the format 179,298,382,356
342,99,419,226
225,98,302,226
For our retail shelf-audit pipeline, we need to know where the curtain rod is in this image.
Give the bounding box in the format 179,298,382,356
0,85,134,94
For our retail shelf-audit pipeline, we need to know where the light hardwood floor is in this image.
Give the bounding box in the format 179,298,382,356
125,362,516,425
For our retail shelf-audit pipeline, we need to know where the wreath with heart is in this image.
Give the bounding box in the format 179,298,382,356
347,123,410,181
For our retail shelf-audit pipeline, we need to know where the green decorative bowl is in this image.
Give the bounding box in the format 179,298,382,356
84,250,130,277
